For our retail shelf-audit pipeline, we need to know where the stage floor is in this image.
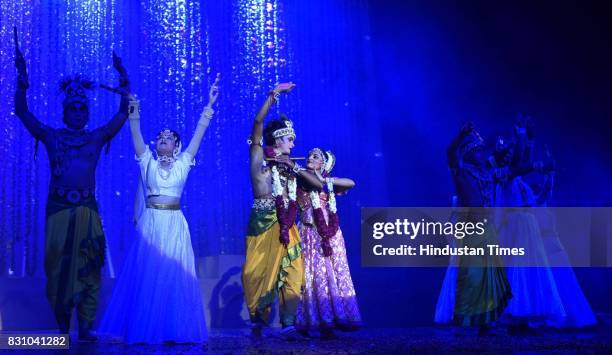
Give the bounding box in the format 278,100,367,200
1,326,610,354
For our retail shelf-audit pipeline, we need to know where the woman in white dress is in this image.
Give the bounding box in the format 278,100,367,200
99,75,220,343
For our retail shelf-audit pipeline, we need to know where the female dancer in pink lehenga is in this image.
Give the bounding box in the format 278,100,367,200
295,148,362,338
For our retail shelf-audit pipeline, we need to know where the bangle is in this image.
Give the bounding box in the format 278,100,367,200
201,106,214,120
292,162,302,174
268,90,280,102
325,177,335,193
247,137,263,146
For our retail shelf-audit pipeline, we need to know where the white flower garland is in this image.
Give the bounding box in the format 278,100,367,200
309,190,321,209
308,178,337,212
271,165,297,208
271,166,283,197
288,177,297,201
326,178,337,214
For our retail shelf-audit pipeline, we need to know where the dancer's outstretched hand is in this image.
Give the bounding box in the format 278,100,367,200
14,27,29,89
460,121,475,135
14,28,26,72
273,82,296,93
208,73,221,107
128,94,140,119
113,51,129,88
112,51,126,75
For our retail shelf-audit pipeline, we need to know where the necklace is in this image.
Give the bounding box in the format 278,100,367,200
157,155,175,180
157,165,172,180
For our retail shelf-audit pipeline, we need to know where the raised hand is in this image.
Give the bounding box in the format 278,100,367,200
186,74,219,156
113,51,129,88
112,51,126,74
460,121,477,136
128,94,140,119
207,73,221,107
273,82,296,93
14,27,28,89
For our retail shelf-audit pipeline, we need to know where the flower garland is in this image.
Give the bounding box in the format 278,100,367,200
271,166,298,247
310,178,339,257
326,178,337,213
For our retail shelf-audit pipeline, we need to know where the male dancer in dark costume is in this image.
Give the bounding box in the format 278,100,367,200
14,28,130,340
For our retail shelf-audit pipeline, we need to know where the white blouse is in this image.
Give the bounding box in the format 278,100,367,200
136,147,194,198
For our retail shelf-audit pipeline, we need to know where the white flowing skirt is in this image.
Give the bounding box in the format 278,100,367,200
435,263,457,324
435,237,458,324
99,208,207,343
498,211,565,319
536,210,596,327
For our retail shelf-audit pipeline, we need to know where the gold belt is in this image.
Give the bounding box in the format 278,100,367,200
146,202,181,210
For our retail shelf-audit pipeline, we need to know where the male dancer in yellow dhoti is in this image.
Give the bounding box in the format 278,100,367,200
242,83,322,339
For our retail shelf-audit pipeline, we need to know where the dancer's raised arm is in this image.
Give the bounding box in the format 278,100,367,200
326,177,355,194
249,82,295,176
14,27,50,141
128,96,146,156
96,51,130,141
185,73,220,157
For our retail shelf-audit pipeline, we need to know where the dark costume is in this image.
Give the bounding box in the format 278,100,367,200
15,68,128,334
446,126,512,327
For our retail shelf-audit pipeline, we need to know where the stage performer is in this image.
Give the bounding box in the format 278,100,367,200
444,122,513,336
492,116,565,334
13,27,129,340
99,74,220,343
295,148,362,338
242,83,322,340
530,168,597,328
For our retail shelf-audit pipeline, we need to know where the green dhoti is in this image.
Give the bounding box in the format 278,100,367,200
454,211,512,326
45,194,105,330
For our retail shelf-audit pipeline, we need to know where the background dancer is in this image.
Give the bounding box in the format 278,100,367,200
14,28,129,340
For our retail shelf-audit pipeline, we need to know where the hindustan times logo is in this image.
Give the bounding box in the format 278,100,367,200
371,218,487,240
